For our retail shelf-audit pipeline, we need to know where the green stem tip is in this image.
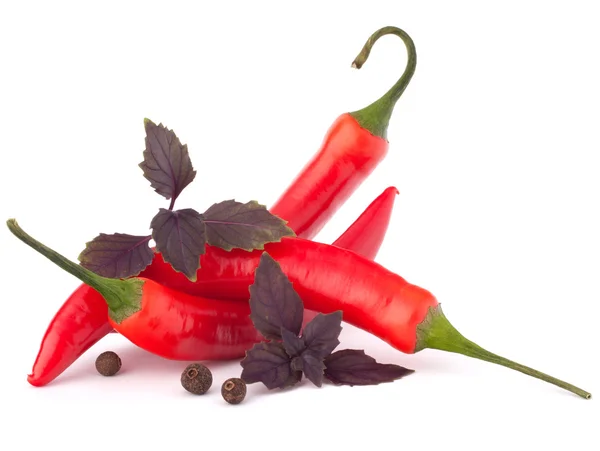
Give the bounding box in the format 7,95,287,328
416,304,591,399
6,219,143,324
349,26,417,139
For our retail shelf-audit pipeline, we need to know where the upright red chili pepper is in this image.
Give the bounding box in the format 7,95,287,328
270,26,416,238
331,186,398,260
24,186,398,386
142,237,591,399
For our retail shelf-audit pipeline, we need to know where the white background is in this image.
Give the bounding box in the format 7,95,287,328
1,1,598,450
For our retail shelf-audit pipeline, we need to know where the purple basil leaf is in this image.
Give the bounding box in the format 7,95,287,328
240,342,300,390
291,352,326,387
302,311,343,359
248,252,304,339
202,200,295,251
281,328,306,358
150,208,206,281
324,349,415,386
78,233,153,278
284,369,303,387
139,119,196,204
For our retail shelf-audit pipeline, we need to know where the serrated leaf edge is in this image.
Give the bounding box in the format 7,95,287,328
77,233,153,278
202,199,296,252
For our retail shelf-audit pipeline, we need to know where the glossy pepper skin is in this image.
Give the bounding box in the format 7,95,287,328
24,186,398,386
107,279,262,360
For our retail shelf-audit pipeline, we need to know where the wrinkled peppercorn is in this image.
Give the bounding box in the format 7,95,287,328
95,351,121,376
181,363,212,395
221,378,247,405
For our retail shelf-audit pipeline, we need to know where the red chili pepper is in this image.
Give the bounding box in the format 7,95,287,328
143,237,591,399
25,285,114,387
270,26,416,238
331,186,399,260
23,186,398,386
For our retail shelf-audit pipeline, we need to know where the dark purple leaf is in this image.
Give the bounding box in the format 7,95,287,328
139,119,196,203
240,342,300,390
302,311,343,359
202,200,294,251
291,352,326,387
248,253,304,339
150,208,206,281
324,349,415,386
281,328,306,358
284,369,303,387
78,233,153,278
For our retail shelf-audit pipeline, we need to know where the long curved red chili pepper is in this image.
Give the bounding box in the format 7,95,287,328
23,187,398,386
135,237,591,399
270,26,416,238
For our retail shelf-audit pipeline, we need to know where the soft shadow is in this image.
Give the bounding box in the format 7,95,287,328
113,346,245,375
44,343,244,387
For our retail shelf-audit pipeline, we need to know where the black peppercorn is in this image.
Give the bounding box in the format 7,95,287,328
181,363,212,395
221,378,247,404
95,351,121,376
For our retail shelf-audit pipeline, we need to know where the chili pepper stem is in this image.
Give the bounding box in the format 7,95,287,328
415,304,591,399
350,26,417,139
6,219,143,323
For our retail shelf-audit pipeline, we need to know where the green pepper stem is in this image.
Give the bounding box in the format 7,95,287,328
349,26,417,139
415,304,591,399
6,219,142,323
